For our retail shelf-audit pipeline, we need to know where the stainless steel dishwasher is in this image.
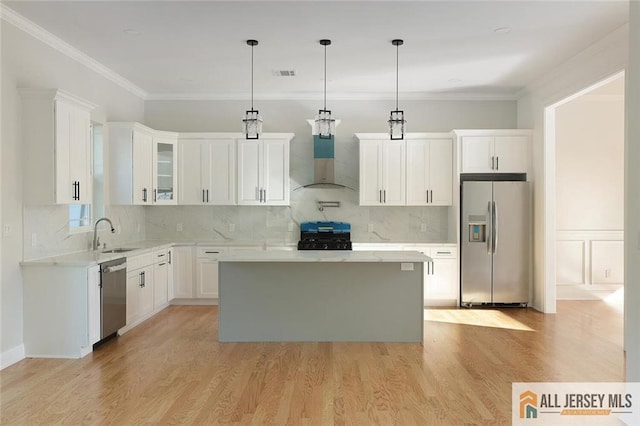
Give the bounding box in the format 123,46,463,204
100,258,127,339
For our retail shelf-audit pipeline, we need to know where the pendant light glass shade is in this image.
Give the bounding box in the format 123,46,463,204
243,39,262,139
389,39,406,140
314,39,336,140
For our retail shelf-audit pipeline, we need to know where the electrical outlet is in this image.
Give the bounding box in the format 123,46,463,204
367,223,374,233
228,223,235,233
2,224,11,237
177,223,183,232
31,233,37,247
420,223,427,232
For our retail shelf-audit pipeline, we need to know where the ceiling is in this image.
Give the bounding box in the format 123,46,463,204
2,1,629,101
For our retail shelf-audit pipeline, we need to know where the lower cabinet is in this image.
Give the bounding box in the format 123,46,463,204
173,246,195,298
196,258,219,298
421,247,458,306
22,264,102,358
123,249,173,331
126,265,154,325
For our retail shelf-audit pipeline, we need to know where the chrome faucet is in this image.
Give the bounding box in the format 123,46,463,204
93,217,115,251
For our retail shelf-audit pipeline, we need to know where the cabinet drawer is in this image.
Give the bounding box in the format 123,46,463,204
430,247,457,259
126,253,154,271
196,247,226,259
153,248,169,264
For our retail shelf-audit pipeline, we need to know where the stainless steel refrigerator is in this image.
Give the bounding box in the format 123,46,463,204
460,180,530,307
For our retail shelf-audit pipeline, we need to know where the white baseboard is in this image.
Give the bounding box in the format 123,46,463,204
557,284,622,300
1,344,25,370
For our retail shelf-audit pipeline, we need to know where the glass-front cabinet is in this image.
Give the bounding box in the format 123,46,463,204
153,137,177,205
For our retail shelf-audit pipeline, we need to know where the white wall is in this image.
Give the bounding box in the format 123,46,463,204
0,22,144,359
517,24,628,312
555,79,624,231
624,1,640,383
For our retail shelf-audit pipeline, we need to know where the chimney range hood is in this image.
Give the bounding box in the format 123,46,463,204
296,120,354,190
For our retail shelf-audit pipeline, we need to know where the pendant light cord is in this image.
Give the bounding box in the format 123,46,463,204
395,42,399,111
323,43,327,110
251,43,254,110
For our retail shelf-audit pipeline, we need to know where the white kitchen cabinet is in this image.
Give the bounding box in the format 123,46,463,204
403,245,458,306
153,137,178,204
153,248,170,307
358,138,406,206
458,130,531,174
122,251,171,332
22,263,100,358
20,89,95,205
237,138,290,205
178,138,235,205
406,138,453,206
87,265,101,347
108,122,178,205
195,248,224,298
426,248,458,304
172,246,195,298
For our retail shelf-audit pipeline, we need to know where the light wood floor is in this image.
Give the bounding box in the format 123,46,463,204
1,301,624,425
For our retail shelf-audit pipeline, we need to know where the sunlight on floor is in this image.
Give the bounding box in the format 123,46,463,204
603,287,624,313
424,309,535,331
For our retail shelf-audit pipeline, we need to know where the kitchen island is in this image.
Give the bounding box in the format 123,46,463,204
217,250,430,343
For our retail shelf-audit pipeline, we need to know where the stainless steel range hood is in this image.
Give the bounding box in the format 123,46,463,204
298,120,354,190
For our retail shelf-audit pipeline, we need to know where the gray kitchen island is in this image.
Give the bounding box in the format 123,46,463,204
217,250,430,343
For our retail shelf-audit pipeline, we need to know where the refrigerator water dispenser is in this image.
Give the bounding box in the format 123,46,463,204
468,215,487,242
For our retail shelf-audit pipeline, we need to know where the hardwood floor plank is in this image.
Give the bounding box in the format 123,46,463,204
1,301,625,424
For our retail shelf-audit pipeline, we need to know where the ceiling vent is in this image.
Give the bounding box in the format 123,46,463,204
272,70,296,77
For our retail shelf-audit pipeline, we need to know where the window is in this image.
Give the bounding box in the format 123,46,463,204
69,204,92,229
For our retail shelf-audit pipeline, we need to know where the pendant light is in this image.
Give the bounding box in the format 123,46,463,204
242,39,262,139
389,39,406,140
314,39,336,139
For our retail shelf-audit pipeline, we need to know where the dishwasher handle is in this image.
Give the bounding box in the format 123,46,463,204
102,263,127,274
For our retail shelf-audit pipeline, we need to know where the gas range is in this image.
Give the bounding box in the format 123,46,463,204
297,221,352,251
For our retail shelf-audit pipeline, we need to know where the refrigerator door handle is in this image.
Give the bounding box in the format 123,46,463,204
487,201,493,255
492,201,498,253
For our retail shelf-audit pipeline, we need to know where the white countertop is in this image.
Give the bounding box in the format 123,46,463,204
217,250,431,263
21,240,447,267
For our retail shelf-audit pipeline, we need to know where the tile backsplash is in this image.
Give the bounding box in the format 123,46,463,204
145,187,450,245
23,205,146,260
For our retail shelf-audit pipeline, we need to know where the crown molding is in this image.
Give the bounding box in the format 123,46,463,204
145,91,519,102
0,4,148,100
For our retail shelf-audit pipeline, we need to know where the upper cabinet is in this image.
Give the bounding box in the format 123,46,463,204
358,138,406,206
20,89,95,205
178,136,235,205
237,136,292,206
457,130,531,174
108,122,178,205
406,138,453,206
356,133,453,207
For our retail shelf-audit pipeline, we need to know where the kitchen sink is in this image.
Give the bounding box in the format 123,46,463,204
101,248,139,253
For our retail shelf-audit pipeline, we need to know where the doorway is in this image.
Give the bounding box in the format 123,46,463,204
544,71,625,312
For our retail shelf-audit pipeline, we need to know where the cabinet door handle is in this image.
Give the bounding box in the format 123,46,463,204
142,271,146,287
77,181,81,201
379,190,382,203
206,189,209,203
262,189,266,203
158,263,166,266
168,251,172,265
383,190,386,203
143,188,147,202
205,251,220,254
491,156,495,170
496,156,499,170
430,190,433,204
154,189,157,202
157,253,165,257
139,271,143,287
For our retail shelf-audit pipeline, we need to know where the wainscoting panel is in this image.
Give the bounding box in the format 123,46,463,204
556,230,623,300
